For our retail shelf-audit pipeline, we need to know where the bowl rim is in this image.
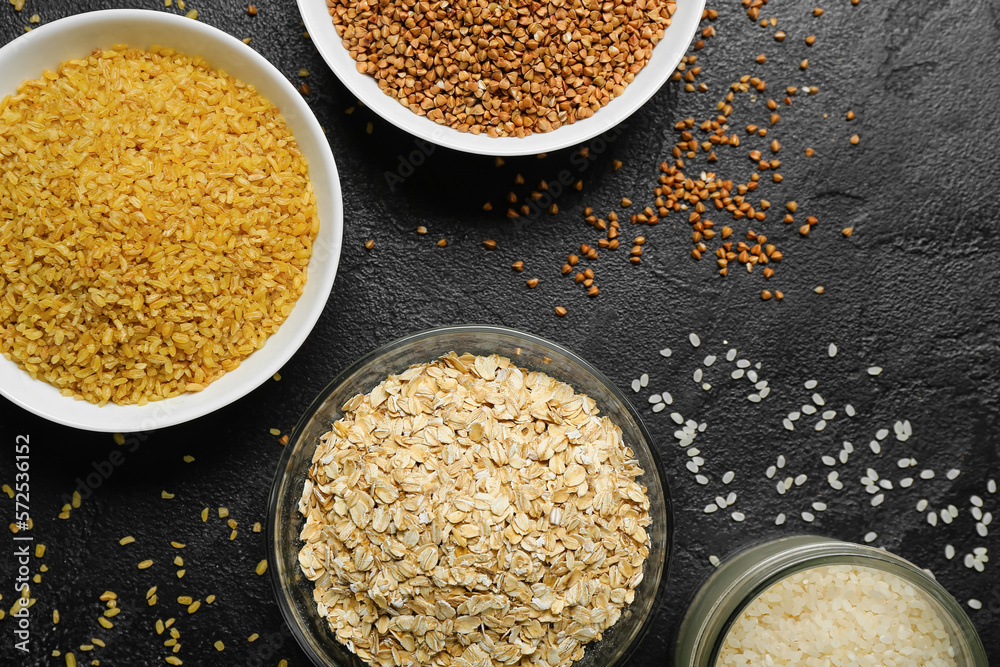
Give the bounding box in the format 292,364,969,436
267,324,675,667
296,0,706,156
0,8,344,432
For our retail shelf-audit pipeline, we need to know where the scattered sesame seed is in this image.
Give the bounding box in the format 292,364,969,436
900,477,914,488
652,403,666,413
927,512,938,527
976,523,988,537
989,479,997,494
731,511,746,522
801,512,815,523
845,404,856,417
946,468,961,480
640,373,649,387
704,503,719,514
876,429,889,440
689,333,701,347
870,441,882,455
867,366,883,376
766,466,776,479
814,420,826,431
775,513,786,525
794,474,807,486
695,475,709,485
722,471,735,484
871,494,884,507
726,349,737,362
920,469,935,480
214,641,225,651
704,355,717,367
828,343,837,357
631,379,641,393
864,532,877,543
659,348,672,358
709,555,721,567
968,599,983,610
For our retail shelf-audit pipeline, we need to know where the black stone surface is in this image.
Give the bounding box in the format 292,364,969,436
1,0,999,664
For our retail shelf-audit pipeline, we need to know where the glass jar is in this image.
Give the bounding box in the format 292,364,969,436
674,535,988,666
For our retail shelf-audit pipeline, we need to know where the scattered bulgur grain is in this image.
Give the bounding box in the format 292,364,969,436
201,508,209,522
161,491,174,500
214,641,225,651
138,560,153,570
218,508,229,518
248,634,259,642
98,617,113,629
256,560,268,576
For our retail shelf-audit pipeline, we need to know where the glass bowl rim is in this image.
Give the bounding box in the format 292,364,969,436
266,324,675,667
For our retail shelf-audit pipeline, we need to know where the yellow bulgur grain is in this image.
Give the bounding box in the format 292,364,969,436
0,47,318,406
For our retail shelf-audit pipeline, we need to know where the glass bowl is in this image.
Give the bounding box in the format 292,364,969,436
674,535,988,666
268,325,672,667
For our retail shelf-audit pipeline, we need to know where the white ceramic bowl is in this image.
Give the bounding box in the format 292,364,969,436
298,0,705,156
0,10,343,432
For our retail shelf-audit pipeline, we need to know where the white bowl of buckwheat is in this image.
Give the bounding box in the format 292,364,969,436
298,0,705,155
268,325,672,667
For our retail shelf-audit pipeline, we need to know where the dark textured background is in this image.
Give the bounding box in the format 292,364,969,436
2,0,999,664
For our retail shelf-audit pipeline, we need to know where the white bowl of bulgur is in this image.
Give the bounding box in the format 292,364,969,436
298,0,705,155
0,10,343,432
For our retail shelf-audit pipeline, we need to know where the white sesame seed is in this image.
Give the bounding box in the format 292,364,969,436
917,499,929,512
864,531,877,543
704,503,719,514
662,392,673,404
828,343,838,357
794,474,807,486
731,369,745,380
759,386,771,398
927,512,938,526
867,468,879,481
868,366,883,376
948,505,958,518
812,393,825,406
973,547,987,557
722,471,735,484
989,479,997,494
804,380,817,390
897,458,910,469
747,370,758,383
766,466,776,479
631,379,641,392
964,554,975,568
737,359,750,368
776,481,786,495
971,495,983,507
871,494,885,507
789,412,801,421
845,404,856,417
945,545,955,560
775,513,786,525
946,468,961,480
652,403,666,413
828,471,839,481
940,510,952,525
843,441,854,453
812,502,827,511
983,512,993,526
861,477,874,487
726,492,737,505
977,523,988,537
748,394,761,403
879,480,893,490
639,373,649,388
802,405,817,415
695,475,709,485
687,447,700,456
783,419,794,431
659,348,672,357
802,512,815,523
731,511,745,522
726,349,737,362
974,560,985,572
709,555,721,567
900,477,914,488
865,485,879,495
693,457,705,466
822,410,836,420
648,394,662,404
704,355,717,367
755,380,767,391
972,507,983,521
968,599,983,610
920,469,935,480
876,429,889,441
814,420,827,431
777,455,786,469
831,480,844,490
689,333,701,347
822,456,836,466
870,441,882,455
715,495,727,508
839,450,849,464
693,369,703,383
686,461,699,473
670,412,684,425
